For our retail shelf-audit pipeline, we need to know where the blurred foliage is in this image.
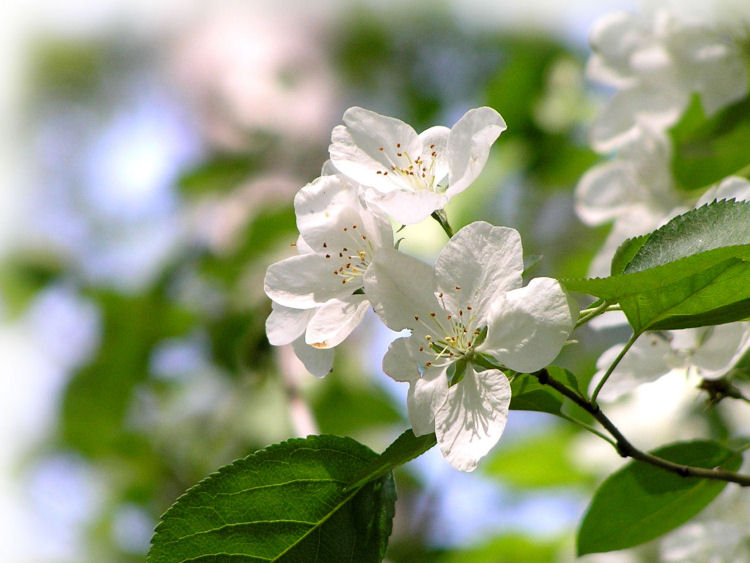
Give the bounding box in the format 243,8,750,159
4,6,646,562
484,425,594,489
671,95,750,191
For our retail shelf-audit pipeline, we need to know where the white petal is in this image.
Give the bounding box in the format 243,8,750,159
295,173,393,251
364,248,440,332
481,278,577,373
407,366,449,436
291,337,334,378
329,107,420,194
305,295,369,349
434,368,511,472
364,187,448,225
447,107,506,194
691,323,750,380
266,302,314,346
679,31,747,115
382,336,423,382
576,161,639,226
264,254,348,307
418,125,450,186
435,221,523,317
295,175,359,241
697,176,750,206
589,86,685,152
587,11,643,87
588,333,674,401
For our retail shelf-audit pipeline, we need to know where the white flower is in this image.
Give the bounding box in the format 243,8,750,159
364,221,577,471
264,173,392,364
590,323,750,402
576,131,750,278
587,9,747,152
575,127,684,277
329,107,506,225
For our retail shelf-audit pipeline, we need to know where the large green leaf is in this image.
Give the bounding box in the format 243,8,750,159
577,440,742,555
563,201,750,332
625,199,750,272
149,435,396,563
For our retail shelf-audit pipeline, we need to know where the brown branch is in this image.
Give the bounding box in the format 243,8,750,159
532,369,750,487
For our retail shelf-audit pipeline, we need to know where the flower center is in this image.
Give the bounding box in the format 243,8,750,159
321,223,375,286
374,142,444,192
413,290,483,369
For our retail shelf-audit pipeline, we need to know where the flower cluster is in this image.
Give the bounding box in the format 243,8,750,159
578,5,750,400
264,107,577,470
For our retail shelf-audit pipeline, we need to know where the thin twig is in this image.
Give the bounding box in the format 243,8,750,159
533,369,750,487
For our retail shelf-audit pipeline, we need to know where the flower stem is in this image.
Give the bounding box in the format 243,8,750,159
590,331,640,404
431,209,455,238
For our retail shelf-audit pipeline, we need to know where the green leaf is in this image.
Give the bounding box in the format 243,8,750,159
509,374,563,415
149,435,396,563
610,233,649,276
670,94,750,191
577,440,742,555
346,429,437,492
624,200,750,273
563,201,750,332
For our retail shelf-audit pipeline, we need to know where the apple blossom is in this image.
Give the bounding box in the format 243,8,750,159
364,221,577,471
587,9,747,152
264,172,392,370
589,323,750,402
329,106,506,224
